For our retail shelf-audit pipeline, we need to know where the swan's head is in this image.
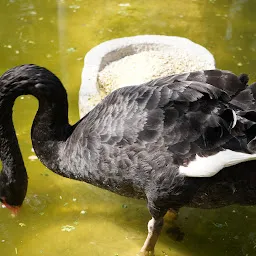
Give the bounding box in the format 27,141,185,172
0,169,28,215
0,64,67,101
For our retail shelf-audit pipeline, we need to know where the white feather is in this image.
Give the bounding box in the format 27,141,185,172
231,110,237,129
179,149,256,177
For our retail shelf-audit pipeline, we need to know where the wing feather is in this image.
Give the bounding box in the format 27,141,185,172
78,69,253,166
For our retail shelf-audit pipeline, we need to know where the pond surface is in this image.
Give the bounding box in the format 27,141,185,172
0,0,256,255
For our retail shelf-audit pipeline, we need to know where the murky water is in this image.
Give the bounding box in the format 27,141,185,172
0,0,256,255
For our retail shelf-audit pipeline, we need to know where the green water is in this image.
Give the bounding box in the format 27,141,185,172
0,0,256,255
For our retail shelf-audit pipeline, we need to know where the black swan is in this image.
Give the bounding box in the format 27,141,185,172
1,64,256,255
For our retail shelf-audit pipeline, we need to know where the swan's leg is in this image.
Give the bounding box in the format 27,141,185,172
166,208,178,220
139,217,164,255
165,208,184,241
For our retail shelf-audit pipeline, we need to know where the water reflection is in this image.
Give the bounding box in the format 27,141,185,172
225,0,249,40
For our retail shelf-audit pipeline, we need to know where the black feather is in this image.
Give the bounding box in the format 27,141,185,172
1,65,256,254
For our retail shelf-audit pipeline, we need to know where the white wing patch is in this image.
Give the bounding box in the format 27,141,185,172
231,110,237,129
179,149,256,177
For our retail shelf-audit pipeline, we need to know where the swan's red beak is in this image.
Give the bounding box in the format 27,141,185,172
1,199,20,216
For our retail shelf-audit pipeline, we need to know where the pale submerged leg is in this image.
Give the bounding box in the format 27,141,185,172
140,217,164,256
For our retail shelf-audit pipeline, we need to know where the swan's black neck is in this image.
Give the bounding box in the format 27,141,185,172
0,64,72,174
31,96,72,171
0,98,27,177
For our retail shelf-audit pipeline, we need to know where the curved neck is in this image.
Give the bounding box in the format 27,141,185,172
0,64,73,175
0,64,81,207
31,95,72,171
0,99,27,181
